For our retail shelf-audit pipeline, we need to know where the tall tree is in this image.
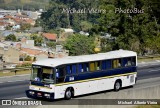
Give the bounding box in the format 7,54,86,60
5,34,17,42
64,34,95,56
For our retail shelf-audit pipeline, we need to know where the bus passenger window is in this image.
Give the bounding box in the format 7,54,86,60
127,58,132,66
102,61,107,70
78,64,84,72
83,63,89,72
95,61,100,70
112,59,118,68
72,64,77,74
118,59,121,67
106,60,111,69
90,62,95,71
66,65,71,74
123,58,128,67
131,57,136,66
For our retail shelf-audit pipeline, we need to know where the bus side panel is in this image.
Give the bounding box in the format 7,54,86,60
121,73,137,87
54,85,67,99
97,78,114,91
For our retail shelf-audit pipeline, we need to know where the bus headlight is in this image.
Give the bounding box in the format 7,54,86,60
44,93,50,97
29,91,35,95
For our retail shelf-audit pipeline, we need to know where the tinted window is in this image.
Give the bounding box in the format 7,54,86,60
66,64,77,74
112,59,121,68
102,60,111,70
123,57,136,67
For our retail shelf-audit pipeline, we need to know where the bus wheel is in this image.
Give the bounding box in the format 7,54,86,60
114,80,121,91
65,88,72,100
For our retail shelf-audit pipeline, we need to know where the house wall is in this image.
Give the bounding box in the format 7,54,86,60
36,54,48,61
3,47,19,63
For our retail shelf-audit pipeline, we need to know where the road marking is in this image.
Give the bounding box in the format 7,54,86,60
14,97,28,99
148,69,160,72
0,80,29,83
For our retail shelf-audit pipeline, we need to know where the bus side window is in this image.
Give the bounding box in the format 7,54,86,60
102,60,107,70
127,58,132,66
106,60,111,69
90,62,95,72
66,65,71,74
78,64,83,72
112,59,118,68
123,58,128,67
118,59,122,67
72,64,77,74
131,57,136,66
95,61,101,70
83,63,89,72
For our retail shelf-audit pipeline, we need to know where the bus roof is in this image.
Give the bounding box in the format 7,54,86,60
32,49,137,67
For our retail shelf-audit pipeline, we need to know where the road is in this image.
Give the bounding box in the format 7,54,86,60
0,64,160,99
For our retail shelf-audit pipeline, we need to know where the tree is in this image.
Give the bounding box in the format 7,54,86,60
30,34,43,46
24,55,32,61
39,0,99,32
80,21,92,32
20,23,32,31
46,42,56,48
5,34,17,42
93,0,160,55
64,34,95,56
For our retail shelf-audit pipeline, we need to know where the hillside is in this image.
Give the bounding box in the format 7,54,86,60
0,0,50,10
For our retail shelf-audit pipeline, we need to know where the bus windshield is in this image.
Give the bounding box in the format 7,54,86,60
31,66,54,84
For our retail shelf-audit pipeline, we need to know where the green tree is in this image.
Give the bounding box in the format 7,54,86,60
94,0,160,55
46,42,56,48
5,34,17,42
80,21,92,32
64,34,95,56
30,34,43,46
24,55,32,61
39,0,99,32
20,23,32,31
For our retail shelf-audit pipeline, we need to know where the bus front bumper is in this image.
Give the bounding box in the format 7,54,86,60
26,90,54,100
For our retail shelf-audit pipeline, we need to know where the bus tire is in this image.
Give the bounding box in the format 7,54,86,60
65,88,73,100
114,80,121,91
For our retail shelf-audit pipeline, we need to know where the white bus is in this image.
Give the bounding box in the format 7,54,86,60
27,49,137,100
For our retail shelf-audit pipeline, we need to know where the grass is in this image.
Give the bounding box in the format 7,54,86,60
134,105,160,108
0,69,31,77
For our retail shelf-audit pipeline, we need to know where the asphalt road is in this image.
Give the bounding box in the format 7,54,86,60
0,64,160,99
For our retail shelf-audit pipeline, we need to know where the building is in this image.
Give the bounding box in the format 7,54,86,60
42,33,57,42
0,42,19,63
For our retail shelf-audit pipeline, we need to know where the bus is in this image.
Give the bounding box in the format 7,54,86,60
27,49,137,100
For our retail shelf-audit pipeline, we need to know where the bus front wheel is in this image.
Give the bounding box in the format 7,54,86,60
65,88,73,100
114,80,121,91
